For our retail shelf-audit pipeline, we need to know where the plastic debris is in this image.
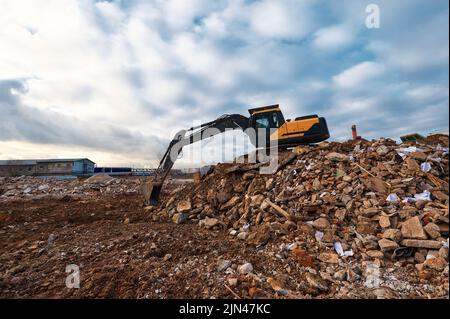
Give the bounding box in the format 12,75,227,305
420,162,432,173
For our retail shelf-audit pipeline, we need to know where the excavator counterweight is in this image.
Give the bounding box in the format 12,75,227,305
143,104,329,205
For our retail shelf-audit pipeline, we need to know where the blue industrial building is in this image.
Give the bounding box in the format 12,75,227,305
0,158,96,177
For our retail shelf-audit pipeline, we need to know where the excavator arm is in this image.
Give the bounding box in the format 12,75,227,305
143,114,250,205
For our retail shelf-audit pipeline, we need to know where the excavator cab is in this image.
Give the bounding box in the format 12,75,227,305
248,105,286,148
248,105,329,148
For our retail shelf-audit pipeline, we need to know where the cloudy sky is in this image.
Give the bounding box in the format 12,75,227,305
0,0,448,168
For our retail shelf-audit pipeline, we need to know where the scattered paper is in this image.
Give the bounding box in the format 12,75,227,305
396,146,424,160
414,190,431,201
334,241,354,257
334,242,344,255
403,190,432,203
315,231,324,242
386,193,399,202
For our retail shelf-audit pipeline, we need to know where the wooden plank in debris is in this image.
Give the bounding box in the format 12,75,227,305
265,199,296,221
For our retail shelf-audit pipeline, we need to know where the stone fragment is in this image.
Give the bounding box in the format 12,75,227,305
401,216,427,239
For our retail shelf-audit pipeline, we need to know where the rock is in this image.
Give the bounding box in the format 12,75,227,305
123,218,130,224
217,260,232,272
357,221,377,235
343,175,352,182
376,145,389,155
335,209,346,221
415,251,426,263
312,218,330,230
237,232,249,240
424,222,441,239
336,169,346,178
318,252,339,264
325,152,349,162
227,278,238,287
250,194,265,207
265,178,274,190
439,246,448,259
379,215,391,228
305,273,329,291
410,152,427,161
176,200,192,213
85,173,114,184
367,177,387,194
229,229,238,236
382,229,402,242
401,216,427,239
237,262,253,274
333,270,347,281
400,239,443,249
163,253,172,261
172,213,188,224
23,187,32,194
199,217,219,228
424,257,447,271
291,248,316,268
361,207,379,217
216,191,232,204
432,191,448,202
38,184,49,191
378,239,399,251
367,250,385,258
406,158,420,171
267,277,288,295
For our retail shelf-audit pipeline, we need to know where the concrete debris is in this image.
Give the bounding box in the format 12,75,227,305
0,135,448,299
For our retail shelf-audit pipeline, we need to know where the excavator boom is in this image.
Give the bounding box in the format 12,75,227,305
143,114,250,205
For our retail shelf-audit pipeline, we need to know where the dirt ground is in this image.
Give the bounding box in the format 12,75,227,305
0,188,447,299
0,190,242,299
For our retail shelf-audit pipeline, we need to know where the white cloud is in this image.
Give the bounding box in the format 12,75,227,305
250,0,313,39
333,62,385,88
406,85,449,103
0,0,448,167
313,25,355,50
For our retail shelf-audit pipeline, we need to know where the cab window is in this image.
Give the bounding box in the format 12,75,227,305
255,116,270,128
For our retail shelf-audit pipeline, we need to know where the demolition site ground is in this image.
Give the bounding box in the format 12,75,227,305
0,135,449,299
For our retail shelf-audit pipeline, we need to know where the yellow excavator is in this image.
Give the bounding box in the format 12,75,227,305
143,104,329,205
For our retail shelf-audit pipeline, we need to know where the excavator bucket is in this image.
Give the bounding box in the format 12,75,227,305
141,179,162,205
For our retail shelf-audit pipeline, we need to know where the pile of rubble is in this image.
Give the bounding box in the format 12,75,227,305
0,174,141,200
152,136,449,296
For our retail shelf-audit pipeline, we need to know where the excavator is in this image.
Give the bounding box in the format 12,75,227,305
143,104,329,205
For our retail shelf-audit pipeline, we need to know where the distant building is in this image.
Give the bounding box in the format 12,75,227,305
0,158,95,177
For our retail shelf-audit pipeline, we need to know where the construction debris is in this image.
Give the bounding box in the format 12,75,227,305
0,134,448,298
